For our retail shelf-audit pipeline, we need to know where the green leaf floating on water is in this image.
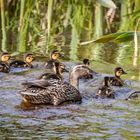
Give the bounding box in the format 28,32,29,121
80,32,140,45
114,32,140,43
94,32,125,43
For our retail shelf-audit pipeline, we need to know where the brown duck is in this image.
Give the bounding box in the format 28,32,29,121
19,64,93,105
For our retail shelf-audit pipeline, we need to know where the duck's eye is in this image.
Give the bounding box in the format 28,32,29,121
31,89,36,93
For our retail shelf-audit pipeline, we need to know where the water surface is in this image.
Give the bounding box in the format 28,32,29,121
0,59,140,140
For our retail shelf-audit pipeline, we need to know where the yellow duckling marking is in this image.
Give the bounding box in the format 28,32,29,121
51,52,61,60
24,54,34,64
1,53,10,63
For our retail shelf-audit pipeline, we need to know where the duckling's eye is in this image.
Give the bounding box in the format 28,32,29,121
119,70,122,73
31,89,36,93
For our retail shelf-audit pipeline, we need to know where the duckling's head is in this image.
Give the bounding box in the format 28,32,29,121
24,53,34,64
51,50,62,60
0,52,10,63
115,67,127,77
83,59,90,66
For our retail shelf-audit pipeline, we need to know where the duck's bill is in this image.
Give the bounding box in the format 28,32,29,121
122,70,127,74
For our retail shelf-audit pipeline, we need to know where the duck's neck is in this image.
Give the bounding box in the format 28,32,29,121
115,74,121,79
69,72,79,90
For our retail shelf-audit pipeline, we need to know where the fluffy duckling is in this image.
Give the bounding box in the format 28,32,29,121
108,67,127,86
0,52,10,73
95,77,115,99
44,50,67,72
10,53,34,68
44,50,62,68
19,65,93,105
39,62,63,81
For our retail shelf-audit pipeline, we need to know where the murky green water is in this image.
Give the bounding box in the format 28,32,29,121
0,43,140,139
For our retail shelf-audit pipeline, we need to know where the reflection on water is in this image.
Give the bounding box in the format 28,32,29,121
0,43,140,139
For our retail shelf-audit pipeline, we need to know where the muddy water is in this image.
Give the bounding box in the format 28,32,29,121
0,61,140,140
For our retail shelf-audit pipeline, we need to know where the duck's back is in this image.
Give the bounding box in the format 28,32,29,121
20,79,82,105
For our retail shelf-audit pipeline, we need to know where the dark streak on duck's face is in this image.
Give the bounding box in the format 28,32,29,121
1,53,11,63
115,67,127,77
25,54,34,63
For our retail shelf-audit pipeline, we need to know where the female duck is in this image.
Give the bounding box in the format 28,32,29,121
0,52,11,73
10,53,34,68
95,77,115,99
19,64,93,105
108,67,127,86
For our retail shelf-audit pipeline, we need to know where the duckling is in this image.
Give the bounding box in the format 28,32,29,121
44,50,68,72
44,50,62,68
19,64,93,105
39,62,63,81
0,52,10,73
95,77,115,99
108,67,127,86
10,53,34,68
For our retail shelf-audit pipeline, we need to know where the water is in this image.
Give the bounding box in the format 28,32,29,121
0,44,140,139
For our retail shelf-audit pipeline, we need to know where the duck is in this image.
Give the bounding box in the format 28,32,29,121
44,50,68,72
0,52,11,73
107,67,127,86
39,61,64,81
10,53,34,68
18,64,93,105
95,76,115,99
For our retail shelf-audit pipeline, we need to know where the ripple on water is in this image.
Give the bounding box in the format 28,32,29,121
0,62,140,139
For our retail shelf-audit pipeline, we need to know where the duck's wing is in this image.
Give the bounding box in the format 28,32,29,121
22,80,51,89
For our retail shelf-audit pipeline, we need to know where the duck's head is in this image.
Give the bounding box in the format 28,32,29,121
0,52,10,63
24,53,34,64
115,67,127,77
70,65,93,89
50,50,63,60
83,59,90,66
